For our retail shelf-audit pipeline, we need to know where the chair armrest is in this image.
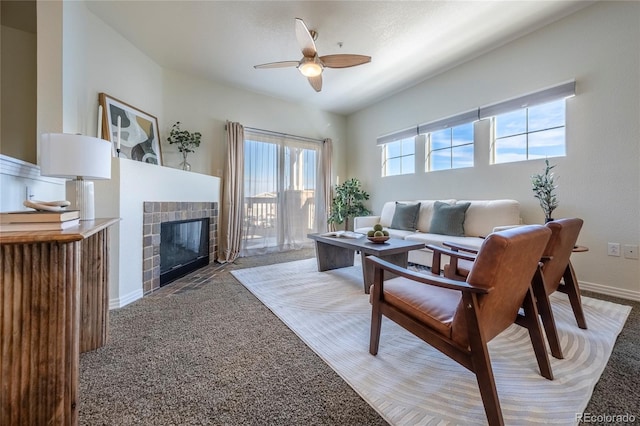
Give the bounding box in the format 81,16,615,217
442,241,480,254
366,256,490,294
353,215,381,230
427,244,477,261
426,244,477,277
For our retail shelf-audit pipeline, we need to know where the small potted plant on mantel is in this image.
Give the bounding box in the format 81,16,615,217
531,159,559,223
167,121,201,171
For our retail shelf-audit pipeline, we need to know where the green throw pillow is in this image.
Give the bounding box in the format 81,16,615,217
430,201,471,236
390,202,421,231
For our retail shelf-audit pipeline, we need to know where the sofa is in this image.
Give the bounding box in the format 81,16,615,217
354,199,521,267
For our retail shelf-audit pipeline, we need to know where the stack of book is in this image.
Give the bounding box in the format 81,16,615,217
0,210,81,232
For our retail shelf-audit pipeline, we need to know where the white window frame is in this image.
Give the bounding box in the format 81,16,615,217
424,122,475,172
479,81,575,164
381,137,416,177
490,99,566,164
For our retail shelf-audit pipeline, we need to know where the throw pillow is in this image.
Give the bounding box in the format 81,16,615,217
390,202,421,231
430,201,471,236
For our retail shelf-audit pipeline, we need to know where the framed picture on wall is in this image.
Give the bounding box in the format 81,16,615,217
98,93,163,165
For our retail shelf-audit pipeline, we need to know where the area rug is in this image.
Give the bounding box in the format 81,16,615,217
231,258,631,425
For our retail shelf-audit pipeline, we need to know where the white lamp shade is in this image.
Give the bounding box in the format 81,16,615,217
40,133,112,179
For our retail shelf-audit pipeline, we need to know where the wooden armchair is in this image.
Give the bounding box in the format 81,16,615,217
368,225,552,426
430,218,586,359
532,218,586,358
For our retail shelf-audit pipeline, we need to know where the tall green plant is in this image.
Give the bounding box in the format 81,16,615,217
328,178,371,231
531,159,559,222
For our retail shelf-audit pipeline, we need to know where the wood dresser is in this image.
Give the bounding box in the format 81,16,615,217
1,218,118,425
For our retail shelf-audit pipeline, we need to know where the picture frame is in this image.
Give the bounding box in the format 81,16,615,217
98,93,163,165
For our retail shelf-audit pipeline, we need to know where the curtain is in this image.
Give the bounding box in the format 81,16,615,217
218,121,244,263
241,130,324,256
319,138,333,233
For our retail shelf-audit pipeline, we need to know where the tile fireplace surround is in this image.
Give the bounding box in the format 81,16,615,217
142,201,218,294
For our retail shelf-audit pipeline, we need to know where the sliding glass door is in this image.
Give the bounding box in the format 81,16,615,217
242,131,321,256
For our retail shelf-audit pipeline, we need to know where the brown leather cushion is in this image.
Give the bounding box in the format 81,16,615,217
382,277,461,338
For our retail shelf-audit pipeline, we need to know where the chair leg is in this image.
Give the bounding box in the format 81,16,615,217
464,294,504,426
532,269,563,359
369,268,384,355
370,301,382,355
474,359,504,426
561,262,588,329
521,288,554,380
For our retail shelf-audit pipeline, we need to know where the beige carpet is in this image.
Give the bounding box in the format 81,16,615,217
231,258,631,425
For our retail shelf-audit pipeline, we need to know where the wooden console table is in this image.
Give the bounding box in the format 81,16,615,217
0,218,118,425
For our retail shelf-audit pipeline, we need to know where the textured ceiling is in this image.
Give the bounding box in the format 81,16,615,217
85,1,592,115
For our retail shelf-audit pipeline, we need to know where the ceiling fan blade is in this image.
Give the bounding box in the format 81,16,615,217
295,18,317,58
319,54,371,68
308,75,322,92
254,60,300,69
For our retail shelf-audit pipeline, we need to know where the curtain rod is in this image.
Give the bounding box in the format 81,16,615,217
243,126,324,144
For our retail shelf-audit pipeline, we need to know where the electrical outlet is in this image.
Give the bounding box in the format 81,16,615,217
624,244,639,259
607,242,621,257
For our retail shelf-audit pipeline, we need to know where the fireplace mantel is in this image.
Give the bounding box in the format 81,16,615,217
94,158,220,309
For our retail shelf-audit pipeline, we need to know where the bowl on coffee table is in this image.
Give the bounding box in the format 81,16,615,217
367,236,390,244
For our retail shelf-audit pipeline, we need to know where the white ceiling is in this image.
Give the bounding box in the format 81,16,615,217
85,0,592,115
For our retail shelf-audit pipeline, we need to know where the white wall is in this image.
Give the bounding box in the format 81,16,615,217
347,1,640,299
62,0,164,141
162,70,347,177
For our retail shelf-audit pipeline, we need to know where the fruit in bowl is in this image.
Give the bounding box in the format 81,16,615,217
367,223,390,243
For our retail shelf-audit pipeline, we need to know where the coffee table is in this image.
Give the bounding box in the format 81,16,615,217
307,233,425,293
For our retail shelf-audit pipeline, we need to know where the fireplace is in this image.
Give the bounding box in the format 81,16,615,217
160,218,210,286
142,201,218,294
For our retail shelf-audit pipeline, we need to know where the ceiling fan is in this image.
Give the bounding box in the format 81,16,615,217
254,18,371,92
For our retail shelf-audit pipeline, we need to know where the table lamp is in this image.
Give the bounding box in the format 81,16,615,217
40,133,112,220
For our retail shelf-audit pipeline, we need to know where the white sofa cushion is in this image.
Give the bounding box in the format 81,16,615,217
378,202,397,227
457,199,520,237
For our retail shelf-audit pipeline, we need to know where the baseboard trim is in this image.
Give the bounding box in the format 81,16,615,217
580,280,640,302
109,289,143,310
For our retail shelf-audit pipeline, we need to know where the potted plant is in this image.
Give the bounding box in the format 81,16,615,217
328,178,371,231
531,159,559,222
167,121,201,171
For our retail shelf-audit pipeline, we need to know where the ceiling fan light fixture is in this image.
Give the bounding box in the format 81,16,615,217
298,60,323,77
254,18,369,91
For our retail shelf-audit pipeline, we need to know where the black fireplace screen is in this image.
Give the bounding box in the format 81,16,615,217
160,217,209,286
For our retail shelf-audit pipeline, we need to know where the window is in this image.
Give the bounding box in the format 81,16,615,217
382,137,415,176
492,99,566,164
426,122,474,171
